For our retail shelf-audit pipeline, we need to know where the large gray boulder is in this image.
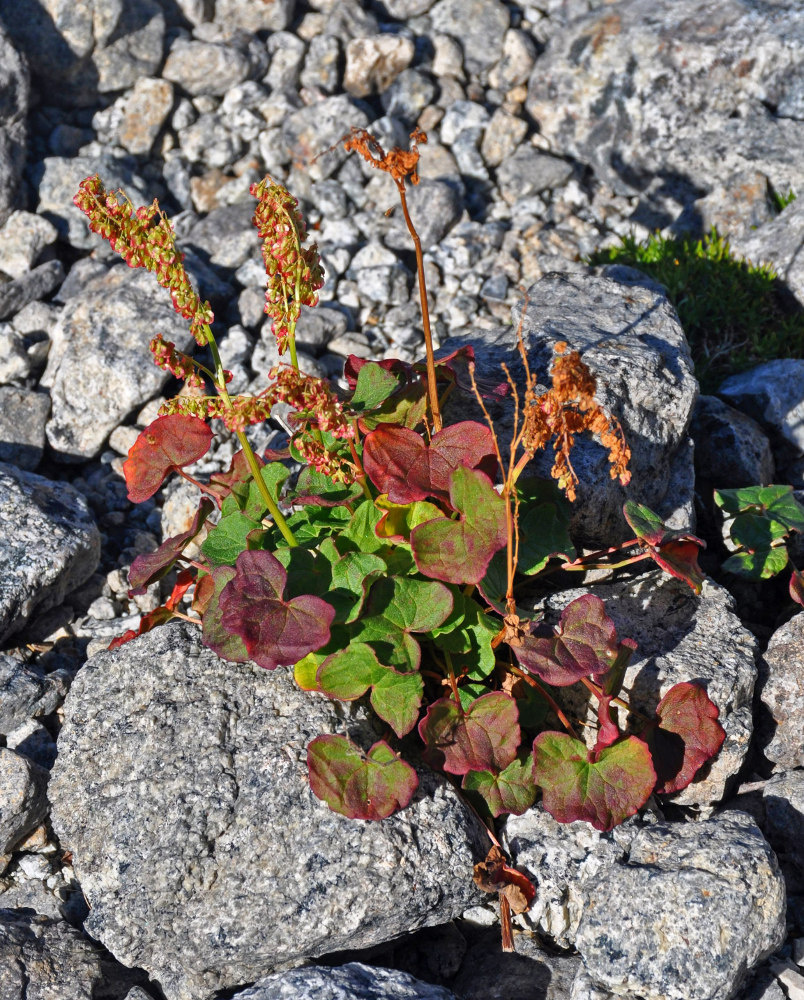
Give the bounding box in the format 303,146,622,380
0,25,28,229
758,612,804,771
441,272,698,547
525,0,804,235
50,623,487,1000
730,198,804,310
0,462,100,643
231,963,458,999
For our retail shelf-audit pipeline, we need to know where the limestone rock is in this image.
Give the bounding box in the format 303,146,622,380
0,387,50,471
214,0,295,32
691,394,775,488
50,623,487,1000
344,35,416,98
232,963,459,999
0,747,49,853
162,37,252,98
758,612,804,771
0,25,28,229
119,78,175,157
719,361,804,454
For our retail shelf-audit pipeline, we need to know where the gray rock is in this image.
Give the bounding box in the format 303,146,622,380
0,0,165,105
730,198,804,309
0,387,50,471
0,25,28,229
429,0,510,77
34,154,151,250
383,0,436,15
300,34,342,94
186,202,260,270
42,266,195,463
50,623,487,1000
525,0,804,233
162,37,252,97
234,963,459,999
442,272,698,547
179,111,245,168
440,101,490,147
6,718,59,770
496,146,573,204
0,211,58,280
381,68,438,122
760,769,804,892
759,612,804,771
386,179,464,251
281,94,371,181
0,462,100,643
691,395,775,487
0,260,64,321
215,0,295,32
539,571,758,812
719,360,804,454
480,107,528,169
575,812,786,1000
0,324,31,384
0,909,148,1000
488,28,538,91
118,78,175,157
0,653,68,735
265,31,306,91
344,35,416,98
0,748,49,853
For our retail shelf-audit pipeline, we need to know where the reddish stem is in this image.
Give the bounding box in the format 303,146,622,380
509,666,580,739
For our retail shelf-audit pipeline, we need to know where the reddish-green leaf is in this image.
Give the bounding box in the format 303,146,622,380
648,682,725,795
363,421,497,504
123,415,212,503
513,595,618,687
791,568,804,607
218,550,335,669
307,735,418,821
201,565,250,663
410,466,508,585
623,501,706,593
462,754,537,817
418,692,520,775
108,570,195,650
129,498,215,592
533,732,656,831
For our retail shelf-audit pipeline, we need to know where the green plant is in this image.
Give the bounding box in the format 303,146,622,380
769,186,797,214
588,229,804,391
75,130,726,936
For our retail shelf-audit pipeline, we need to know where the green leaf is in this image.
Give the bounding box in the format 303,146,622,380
431,594,499,680
418,692,520,775
324,546,387,623
340,499,385,553
533,732,656,832
307,735,419,821
721,546,789,579
375,496,443,543
462,754,537,818
290,466,364,507
715,485,804,532
201,566,249,663
647,682,725,795
730,512,790,551
350,361,405,411
516,478,576,574
294,652,325,691
623,501,666,546
201,511,263,566
622,501,706,593
221,462,290,519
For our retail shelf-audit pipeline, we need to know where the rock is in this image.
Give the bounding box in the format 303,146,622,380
214,0,295,32
34,154,152,250
730,198,804,310
0,210,58,280
0,323,32,384
0,748,49,852
265,31,306,91
429,0,510,77
0,387,50,470
387,178,464,251
441,272,698,547
118,77,175,156
233,963,459,999
162,37,252,97
381,68,438,122
344,35,416,98
300,34,342,94
0,653,68,734
719,360,804,454
0,462,100,643
281,94,370,181
0,909,148,999
488,28,538,91
538,571,757,811
759,769,804,892
0,260,64,321
758,612,804,770
185,202,261,270
0,0,165,106
0,25,29,229
480,107,528,169
691,395,775,487
41,265,195,463
574,812,786,1000
50,623,487,1000
496,146,573,204
525,0,804,233
6,717,58,770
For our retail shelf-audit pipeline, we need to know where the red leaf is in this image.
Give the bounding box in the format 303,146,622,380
363,421,497,504
107,571,195,650
648,682,726,795
418,692,520,775
128,498,215,592
513,595,618,687
652,540,706,595
123,415,212,503
208,448,262,503
593,693,621,754
218,550,335,669
790,568,804,607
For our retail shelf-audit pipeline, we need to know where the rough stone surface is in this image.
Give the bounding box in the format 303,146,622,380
281,95,370,181
0,260,64,321
0,747,49,853
442,272,698,547
0,909,148,1000
0,25,29,230
719,361,804,454
0,387,50,470
344,35,416,98
730,198,804,309
50,623,487,1000
429,0,510,76
758,612,804,771
0,211,58,280
691,394,775,488
526,0,804,234
215,0,295,32
760,769,804,894
574,812,786,1000
537,571,758,811
42,265,195,462
496,147,573,204
0,462,100,643
162,38,252,98
0,653,68,735
119,77,174,156
235,963,459,999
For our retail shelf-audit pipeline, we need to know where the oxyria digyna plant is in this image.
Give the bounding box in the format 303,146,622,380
75,128,726,943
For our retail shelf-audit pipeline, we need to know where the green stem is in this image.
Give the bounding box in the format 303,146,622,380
562,552,650,572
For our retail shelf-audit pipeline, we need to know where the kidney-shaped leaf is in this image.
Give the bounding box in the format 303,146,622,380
307,735,418,821
533,732,656,831
648,682,725,795
623,501,706,593
363,421,496,504
124,415,212,503
462,754,537,818
419,692,520,775
411,466,508,585
218,550,335,669
513,594,618,687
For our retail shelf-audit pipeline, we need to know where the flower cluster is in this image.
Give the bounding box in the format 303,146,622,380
251,178,324,353
160,392,273,433
268,365,353,439
150,335,204,388
74,176,214,345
